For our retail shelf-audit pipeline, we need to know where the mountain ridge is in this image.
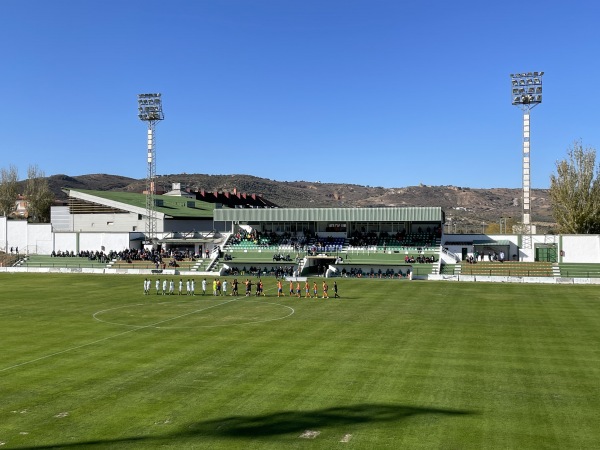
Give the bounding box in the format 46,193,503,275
35,173,553,232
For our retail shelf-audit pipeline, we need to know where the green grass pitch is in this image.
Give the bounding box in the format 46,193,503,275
1,274,599,449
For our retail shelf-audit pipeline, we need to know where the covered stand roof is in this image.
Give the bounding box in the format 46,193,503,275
64,189,216,219
214,206,444,223
472,240,512,247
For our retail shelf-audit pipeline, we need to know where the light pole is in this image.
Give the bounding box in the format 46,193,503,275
138,93,164,245
500,217,512,234
510,72,543,249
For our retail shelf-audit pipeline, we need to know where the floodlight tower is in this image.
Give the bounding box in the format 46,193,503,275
510,72,543,249
137,93,164,245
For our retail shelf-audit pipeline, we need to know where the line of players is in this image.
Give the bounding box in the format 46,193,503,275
143,277,339,298
144,278,196,296
143,278,220,296
278,279,339,298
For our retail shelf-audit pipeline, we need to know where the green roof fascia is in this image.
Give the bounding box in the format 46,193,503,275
213,206,444,223
67,189,218,218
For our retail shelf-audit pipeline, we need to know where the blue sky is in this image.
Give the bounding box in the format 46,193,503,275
1,0,599,189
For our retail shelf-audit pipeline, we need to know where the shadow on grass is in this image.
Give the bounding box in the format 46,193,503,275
188,403,473,437
17,403,474,449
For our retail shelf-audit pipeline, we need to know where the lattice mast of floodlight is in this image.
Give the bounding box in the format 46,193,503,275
510,72,543,248
137,93,164,244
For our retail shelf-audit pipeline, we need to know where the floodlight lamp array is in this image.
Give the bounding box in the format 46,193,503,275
137,93,164,121
510,72,543,106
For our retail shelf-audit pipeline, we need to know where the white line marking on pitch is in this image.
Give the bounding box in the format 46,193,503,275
299,430,320,439
156,301,295,328
92,300,295,329
92,297,240,327
0,297,243,373
340,433,353,442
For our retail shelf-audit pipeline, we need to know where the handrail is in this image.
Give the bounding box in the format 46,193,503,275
562,270,600,278
460,268,553,277
19,263,109,269
441,247,461,262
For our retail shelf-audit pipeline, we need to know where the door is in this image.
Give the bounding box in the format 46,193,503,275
535,245,557,262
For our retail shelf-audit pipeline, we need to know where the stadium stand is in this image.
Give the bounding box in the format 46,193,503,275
457,261,554,277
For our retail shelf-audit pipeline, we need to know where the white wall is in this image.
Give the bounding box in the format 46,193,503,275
73,212,145,233
6,220,29,253
0,219,52,255
52,232,137,254
70,213,213,234
562,235,600,263
27,224,53,254
0,216,6,252
54,232,77,252
79,233,132,253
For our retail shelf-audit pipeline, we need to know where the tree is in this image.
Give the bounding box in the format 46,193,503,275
549,141,600,234
25,165,54,223
0,165,19,218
